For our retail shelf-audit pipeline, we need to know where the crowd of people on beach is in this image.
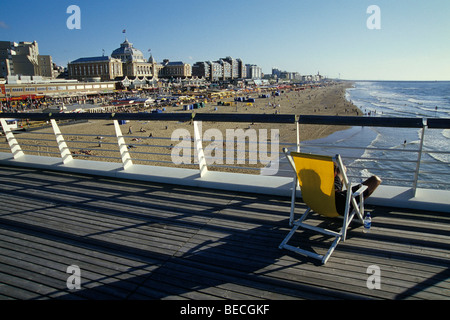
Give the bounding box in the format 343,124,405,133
1,99,45,113
1,81,354,118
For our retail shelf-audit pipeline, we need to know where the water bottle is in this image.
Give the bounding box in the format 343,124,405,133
363,213,372,233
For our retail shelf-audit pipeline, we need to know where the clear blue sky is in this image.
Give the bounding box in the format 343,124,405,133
1,0,449,81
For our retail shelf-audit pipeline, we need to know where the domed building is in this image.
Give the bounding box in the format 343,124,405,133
111,39,145,63
111,39,158,79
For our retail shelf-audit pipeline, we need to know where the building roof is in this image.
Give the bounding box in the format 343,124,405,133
111,39,145,62
165,61,185,66
70,56,112,63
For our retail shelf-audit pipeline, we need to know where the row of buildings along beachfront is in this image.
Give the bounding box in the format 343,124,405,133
66,38,264,82
1,38,323,101
1,39,263,84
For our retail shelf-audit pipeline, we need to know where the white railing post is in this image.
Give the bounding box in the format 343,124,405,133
0,118,24,159
113,120,133,170
412,121,426,195
50,119,73,164
193,120,208,177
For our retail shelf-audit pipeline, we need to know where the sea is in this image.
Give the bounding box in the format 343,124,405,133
299,81,450,190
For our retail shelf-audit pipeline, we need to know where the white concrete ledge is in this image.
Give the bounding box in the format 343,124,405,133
367,185,450,213
0,152,449,213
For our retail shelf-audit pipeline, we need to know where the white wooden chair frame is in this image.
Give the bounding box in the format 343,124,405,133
279,149,367,264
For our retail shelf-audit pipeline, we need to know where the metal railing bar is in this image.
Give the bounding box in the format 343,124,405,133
298,115,424,128
301,143,421,154
22,132,178,142
2,113,447,129
423,150,450,155
419,161,450,166
129,151,173,157
194,113,296,123
427,118,450,129
147,137,177,141
207,164,261,171
346,175,415,183
418,170,450,176
16,138,57,143
166,146,197,152
347,166,417,174
70,154,122,161
342,157,420,164
21,132,185,144
126,143,190,149
203,155,262,163
64,141,118,147
66,142,119,147
129,136,175,141
16,143,58,149
417,180,450,186
130,158,184,165
62,133,117,138
206,139,281,145
19,131,55,135
179,145,284,156
69,149,120,154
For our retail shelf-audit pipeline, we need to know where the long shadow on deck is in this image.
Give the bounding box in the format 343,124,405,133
0,167,448,300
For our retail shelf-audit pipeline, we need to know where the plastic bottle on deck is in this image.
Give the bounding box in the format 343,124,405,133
363,213,372,233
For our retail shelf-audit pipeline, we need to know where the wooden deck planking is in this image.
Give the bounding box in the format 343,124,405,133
0,166,449,300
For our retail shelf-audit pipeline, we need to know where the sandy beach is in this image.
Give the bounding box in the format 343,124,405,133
2,82,360,171
110,81,359,144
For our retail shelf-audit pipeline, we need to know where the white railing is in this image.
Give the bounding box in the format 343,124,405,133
1,113,449,197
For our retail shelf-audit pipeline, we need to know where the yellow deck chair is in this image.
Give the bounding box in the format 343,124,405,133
279,149,367,264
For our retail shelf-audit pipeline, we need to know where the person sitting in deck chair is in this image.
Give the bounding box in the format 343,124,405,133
334,162,382,216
